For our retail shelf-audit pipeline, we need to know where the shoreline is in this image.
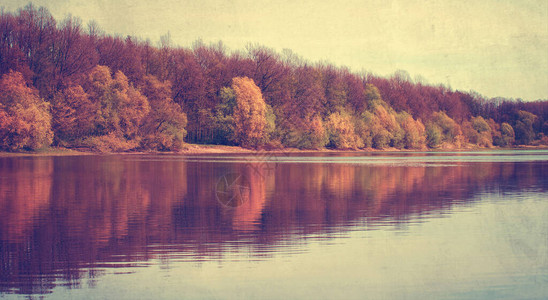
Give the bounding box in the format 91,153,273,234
1,144,547,157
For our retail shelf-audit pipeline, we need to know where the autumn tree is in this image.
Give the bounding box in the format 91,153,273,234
356,87,389,149
397,112,426,149
426,124,442,148
428,111,464,147
114,71,150,139
139,75,187,150
486,118,502,147
96,35,144,83
231,76,269,147
0,71,53,150
498,122,515,147
52,15,98,92
0,10,24,76
474,116,493,147
281,115,328,149
513,110,537,145
13,4,57,97
184,41,237,142
167,48,205,100
364,83,382,108
321,65,348,114
355,90,418,150
354,116,373,148
344,73,367,114
79,65,150,151
52,85,96,143
326,110,363,149
463,116,493,147
370,104,398,149
246,44,288,102
293,66,326,118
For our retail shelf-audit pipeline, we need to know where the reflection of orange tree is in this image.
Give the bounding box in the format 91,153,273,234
0,157,53,241
232,165,271,231
264,162,516,230
50,156,188,258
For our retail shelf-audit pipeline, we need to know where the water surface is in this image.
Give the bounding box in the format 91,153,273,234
0,150,547,299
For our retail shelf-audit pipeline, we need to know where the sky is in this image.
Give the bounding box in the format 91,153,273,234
3,0,548,101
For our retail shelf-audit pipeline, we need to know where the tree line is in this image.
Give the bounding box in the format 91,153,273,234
1,4,547,151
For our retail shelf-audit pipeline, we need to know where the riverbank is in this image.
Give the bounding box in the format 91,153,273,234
1,143,548,157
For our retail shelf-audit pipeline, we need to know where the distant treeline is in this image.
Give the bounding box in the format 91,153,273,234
1,4,547,151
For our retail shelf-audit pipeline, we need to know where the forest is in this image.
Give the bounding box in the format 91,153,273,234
1,4,547,152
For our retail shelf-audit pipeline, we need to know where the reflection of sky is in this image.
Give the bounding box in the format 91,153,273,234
51,193,548,300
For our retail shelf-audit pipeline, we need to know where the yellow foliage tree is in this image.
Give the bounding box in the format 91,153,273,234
113,71,150,140
372,104,402,148
463,116,493,147
326,110,363,149
429,111,464,147
355,91,427,149
500,122,515,146
357,96,410,149
281,114,328,149
398,112,426,149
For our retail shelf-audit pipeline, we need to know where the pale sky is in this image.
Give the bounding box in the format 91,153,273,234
3,0,548,100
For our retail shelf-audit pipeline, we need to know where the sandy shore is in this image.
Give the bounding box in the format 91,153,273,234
0,143,546,157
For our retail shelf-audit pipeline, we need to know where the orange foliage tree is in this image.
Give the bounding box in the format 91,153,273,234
232,76,268,148
0,71,53,150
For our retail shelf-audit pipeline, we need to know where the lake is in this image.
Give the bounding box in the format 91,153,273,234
0,150,547,299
